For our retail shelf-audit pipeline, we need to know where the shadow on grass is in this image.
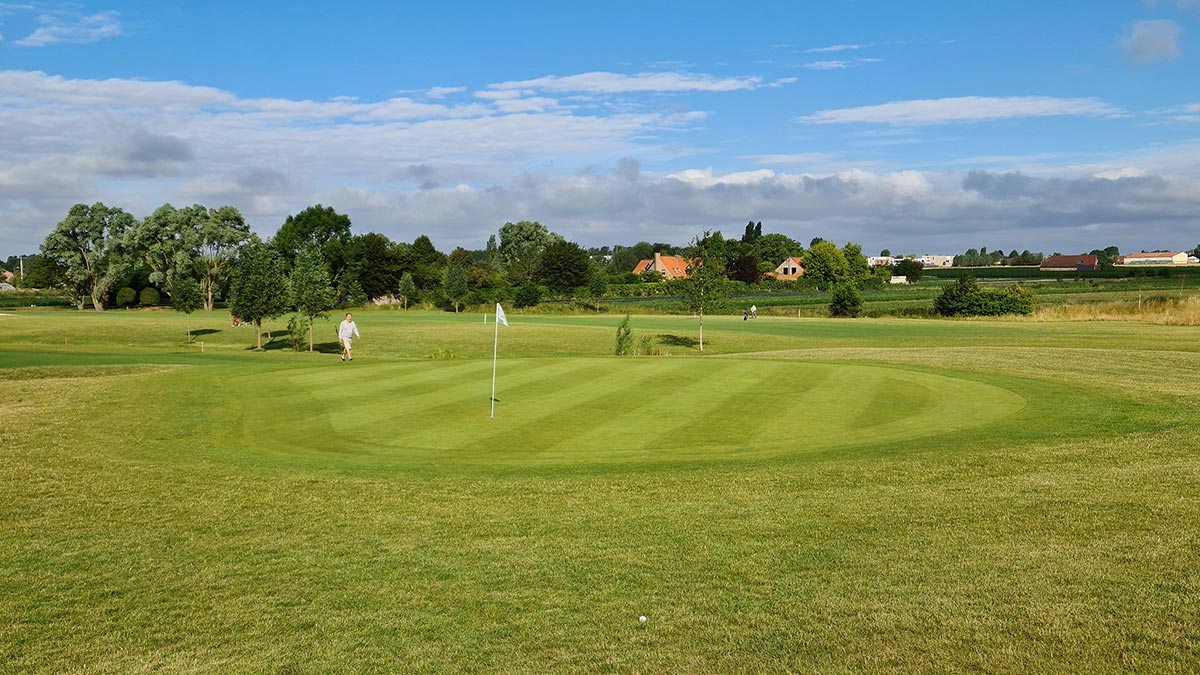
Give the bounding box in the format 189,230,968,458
253,338,344,354
657,334,699,349
190,328,222,337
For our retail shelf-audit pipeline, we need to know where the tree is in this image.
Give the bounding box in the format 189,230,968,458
751,233,802,269
397,271,416,310
40,202,136,310
894,258,924,282
801,240,847,288
538,240,592,293
229,240,289,349
841,243,871,283
829,283,863,317
681,230,728,352
132,203,204,290
587,269,608,307
347,232,403,299
274,205,352,280
498,221,562,283
443,264,469,313
741,221,763,244
725,253,761,282
1089,245,1121,268
289,247,337,351
880,248,892,257
196,206,250,311
810,236,826,248
169,254,204,341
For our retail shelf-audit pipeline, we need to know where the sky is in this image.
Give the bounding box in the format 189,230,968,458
1,0,1198,258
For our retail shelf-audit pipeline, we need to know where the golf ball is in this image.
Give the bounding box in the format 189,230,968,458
639,615,647,623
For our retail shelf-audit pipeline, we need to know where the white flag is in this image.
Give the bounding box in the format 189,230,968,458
495,303,508,327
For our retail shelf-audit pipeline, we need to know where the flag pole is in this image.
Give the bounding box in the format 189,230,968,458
490,309,499,418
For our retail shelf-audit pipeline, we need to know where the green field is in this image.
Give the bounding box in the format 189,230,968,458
2,309,1198,673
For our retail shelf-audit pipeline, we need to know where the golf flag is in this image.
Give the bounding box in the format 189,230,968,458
490,303,507,417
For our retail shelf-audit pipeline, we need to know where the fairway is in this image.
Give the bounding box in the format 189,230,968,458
2,310,1198,674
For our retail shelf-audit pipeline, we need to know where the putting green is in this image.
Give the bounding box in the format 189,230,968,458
214,357,1025,466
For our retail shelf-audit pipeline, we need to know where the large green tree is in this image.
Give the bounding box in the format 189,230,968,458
289,247,337,351
751,233,803,269
682,230,728,352
841,243,871,283
132,203,206,289
498,221,562,283
274,204,352,279
229,239,289,349
196,206,250,311
40,202,137,310
801,240,847,288
347,232,403,300
538,240,592,293
443,264,469,313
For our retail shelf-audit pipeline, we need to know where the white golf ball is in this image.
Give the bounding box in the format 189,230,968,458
639,615,647,623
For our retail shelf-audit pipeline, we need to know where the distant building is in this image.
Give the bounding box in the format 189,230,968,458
887,276,909,285
867,256,897,267
920,255,955,267
766,257,805,280
0,271,13,284
632,252,692,279
1116,251,1189,266
1041,254,1099,272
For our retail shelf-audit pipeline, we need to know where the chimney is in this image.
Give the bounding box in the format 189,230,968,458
653,251,663,271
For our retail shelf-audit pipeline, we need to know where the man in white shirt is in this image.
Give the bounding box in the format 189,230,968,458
337,313,360,362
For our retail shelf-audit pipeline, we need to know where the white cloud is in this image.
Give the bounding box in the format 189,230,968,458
13,8,122,47
804,44,866,53
799,96,1124,126
426,86,466,99
803,61,849,70
741,152,838,166
1119,19,1184,65
486,71,763,94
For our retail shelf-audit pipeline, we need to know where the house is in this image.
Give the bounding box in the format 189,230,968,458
1116,251,1189,266
632,252,691,279
920,255,955,267
1041,254,1098,272
867,256,897,267
767,257,805,280
0,270,12,284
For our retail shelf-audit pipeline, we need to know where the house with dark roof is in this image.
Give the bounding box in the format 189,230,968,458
632,252,692,279
1040,254,1098,272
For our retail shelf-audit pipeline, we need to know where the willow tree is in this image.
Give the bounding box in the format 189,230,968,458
40,202,136,311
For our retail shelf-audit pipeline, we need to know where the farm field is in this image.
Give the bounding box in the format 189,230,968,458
2,309,1199,673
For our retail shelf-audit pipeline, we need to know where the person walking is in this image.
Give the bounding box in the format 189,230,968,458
338,312,360,362
750,304,758,319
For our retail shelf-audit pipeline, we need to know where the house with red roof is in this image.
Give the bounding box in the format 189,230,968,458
1040,254,1098,272
632,252,692,279
766,257,805,280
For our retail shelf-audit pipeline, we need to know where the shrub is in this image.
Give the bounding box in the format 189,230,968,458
116,287,136,308
138,287,161,306
286,315,305,351
829,283,863,317
513,284,543,308
615,314,634,355
935,275,1035,316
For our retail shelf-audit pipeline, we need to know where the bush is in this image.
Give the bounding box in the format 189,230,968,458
894,258,924,282
615,314,634,355
286,314,305,351
934,275,1035,316
138,286,161,306
829,283,863,317
116,287,136,308
513,284,543,308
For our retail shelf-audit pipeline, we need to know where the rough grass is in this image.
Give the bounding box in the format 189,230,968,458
1033,294,1200,325
1,310,1198,673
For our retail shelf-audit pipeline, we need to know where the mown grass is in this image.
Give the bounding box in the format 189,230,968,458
1,309,1198,673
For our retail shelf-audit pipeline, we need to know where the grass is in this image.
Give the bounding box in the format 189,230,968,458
1,309,1199,673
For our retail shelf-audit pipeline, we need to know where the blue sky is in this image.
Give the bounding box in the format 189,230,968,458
1,0,1198,257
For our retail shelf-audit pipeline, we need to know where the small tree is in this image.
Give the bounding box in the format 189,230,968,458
229,240,288,349
289,246,336,351
443,264,469,313
682,230,728,352
829,283,863,317
894,258,924,283
397,271,416,310
116,287,136,308
139,287,161,306
169,274,204,340
615,314,634,355
587,272,608,309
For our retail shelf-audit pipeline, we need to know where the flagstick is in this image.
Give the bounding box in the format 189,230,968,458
490,310,500,418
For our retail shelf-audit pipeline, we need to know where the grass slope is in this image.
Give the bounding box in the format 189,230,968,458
1,309,1198,673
